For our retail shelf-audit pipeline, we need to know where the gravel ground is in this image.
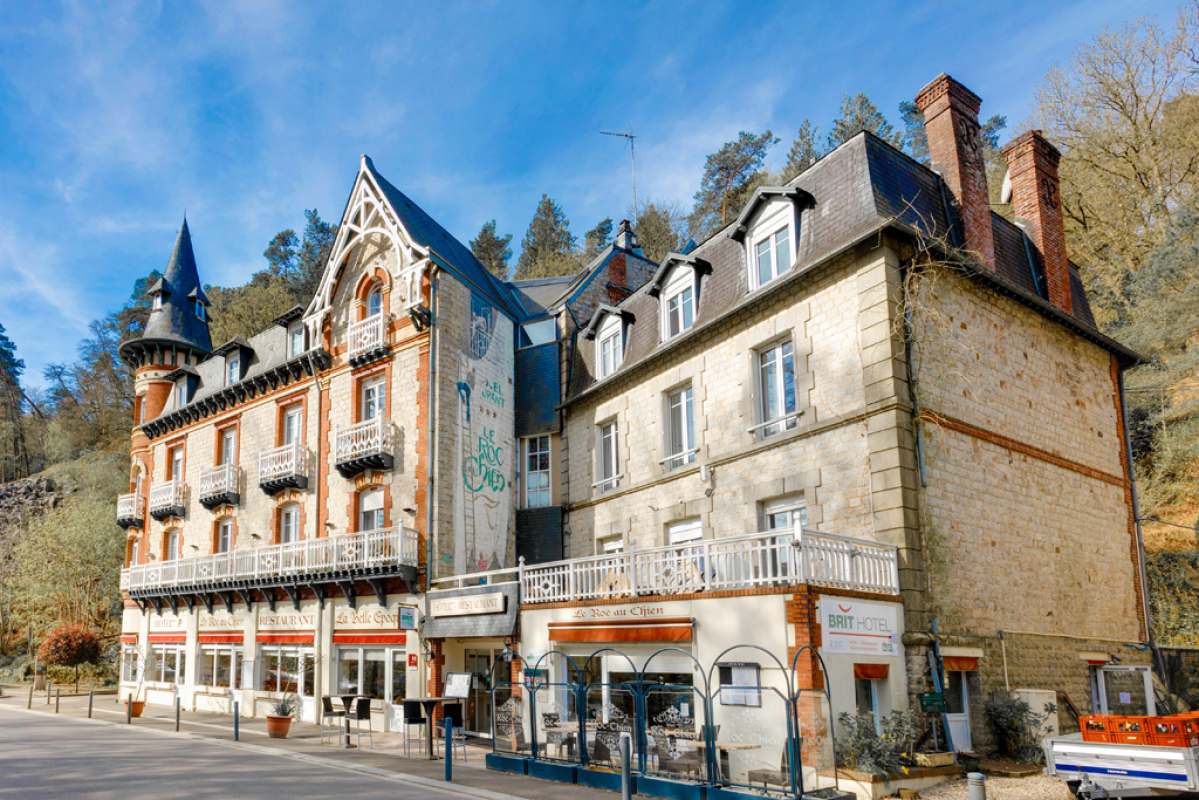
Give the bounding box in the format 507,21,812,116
918,774,1075,799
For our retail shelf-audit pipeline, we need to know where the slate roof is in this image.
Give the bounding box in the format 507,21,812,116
362,157,525,320
123,219,213,360
565,131,1136,403
508,276,576,318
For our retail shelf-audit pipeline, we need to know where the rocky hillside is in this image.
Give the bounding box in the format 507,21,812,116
0,477,57,528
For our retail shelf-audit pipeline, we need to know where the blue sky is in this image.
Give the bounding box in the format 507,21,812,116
0,0,1179,388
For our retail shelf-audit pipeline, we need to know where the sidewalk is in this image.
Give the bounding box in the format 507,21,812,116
0,692,617,800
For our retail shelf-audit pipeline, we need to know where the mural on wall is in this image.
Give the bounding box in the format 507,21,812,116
453,292,516,572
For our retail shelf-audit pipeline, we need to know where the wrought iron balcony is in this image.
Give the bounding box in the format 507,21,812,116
148,480,186,521
198,463,240,509
116,493,143,529
258,442,308,495
121,526,420,611
520,527,900,604
333,417,392,478
348,313,388,366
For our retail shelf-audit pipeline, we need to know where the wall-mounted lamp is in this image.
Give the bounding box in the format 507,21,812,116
422,639,434,663
402,507,418,516
409,304,432,331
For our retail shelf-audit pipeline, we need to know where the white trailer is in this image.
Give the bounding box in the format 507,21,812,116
1045,733,1199,797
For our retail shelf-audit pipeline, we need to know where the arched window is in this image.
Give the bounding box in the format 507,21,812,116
279,504,299,544
359,488,383,531
367,287,383,318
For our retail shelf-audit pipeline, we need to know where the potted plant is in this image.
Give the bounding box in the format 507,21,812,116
266,693,298,738
127,644,146,718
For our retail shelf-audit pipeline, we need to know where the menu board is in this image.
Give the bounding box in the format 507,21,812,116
445,671,472,699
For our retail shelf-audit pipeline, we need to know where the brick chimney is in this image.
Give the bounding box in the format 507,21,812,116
915,74,995,269
1001,130,1072,315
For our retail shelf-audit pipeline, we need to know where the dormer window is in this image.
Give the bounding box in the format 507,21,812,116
153,294,163,310
661,267,696,341
175,378,188,408
596,315,623,379
288,322,305,358
753,225,792,289
226,354,240,387
729,187,811,292
195,301,206,321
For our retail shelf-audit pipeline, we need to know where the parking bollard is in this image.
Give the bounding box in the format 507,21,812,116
444,718,453,783
46,686,50,705
175,697,181,731
620,733,632,800
88,690,94,719
968,772,987,800
233,702,239,741
27,685,33,709
55,688,60,714
126,697,132,724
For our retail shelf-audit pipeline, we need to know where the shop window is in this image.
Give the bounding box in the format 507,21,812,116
524,436,551,508
358,489,384,531
259,645,314,695
198,645,243,689
148,644,186,684
121,646,140,683
337,647,387,699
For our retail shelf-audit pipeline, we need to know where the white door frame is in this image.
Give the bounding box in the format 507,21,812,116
1096,665,1156,715
945,671,972,753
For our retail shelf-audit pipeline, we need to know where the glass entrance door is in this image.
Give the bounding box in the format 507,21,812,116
466,649,495,737
1097,666,1156,715
944,670,972,753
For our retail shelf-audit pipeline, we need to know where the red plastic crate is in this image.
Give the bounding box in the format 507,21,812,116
1080,716,1112,742
1112,716,1151,744
1151,734,1188,747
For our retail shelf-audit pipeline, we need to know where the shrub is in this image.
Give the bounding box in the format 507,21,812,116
834,711,919,783
983,693,1056,763
38,624,102,668
45,662,113,686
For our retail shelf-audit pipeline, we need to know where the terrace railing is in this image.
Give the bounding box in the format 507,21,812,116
334,416,389,463
199,463,238,500
148,480,185,516
259,442,304,483
116,493,140,521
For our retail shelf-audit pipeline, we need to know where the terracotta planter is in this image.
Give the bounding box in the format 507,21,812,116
130,701,146,718
266,715,293,739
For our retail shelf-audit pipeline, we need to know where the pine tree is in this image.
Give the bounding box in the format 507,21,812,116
689,130,779,241
471,220,514,279
583,218,614,262
0,323,28,482
635,201,689,264
515,195,579,279
783,119,825,179
827,93,903,150
898,101,929,163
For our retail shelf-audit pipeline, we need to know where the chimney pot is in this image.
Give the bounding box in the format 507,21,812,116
1001,130,1071,314
915,73,996,270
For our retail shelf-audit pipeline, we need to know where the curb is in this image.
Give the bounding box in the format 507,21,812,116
0,704,527,800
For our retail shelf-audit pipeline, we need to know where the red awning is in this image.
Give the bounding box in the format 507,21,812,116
854,663,889,680
943,656,978,672
333,633,408,645
120,635,137,644
548,617,693,643
257,632,315,643
199,634,244,644
147,634,186,643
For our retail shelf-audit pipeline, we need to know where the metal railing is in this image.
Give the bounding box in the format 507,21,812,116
148,480,185,515
348,313,387,358
520,526,899,603
259,442,304,483
116,493,140,520
334,416,389,463
199,463,238,499
121,526,419,592
430,565,522,591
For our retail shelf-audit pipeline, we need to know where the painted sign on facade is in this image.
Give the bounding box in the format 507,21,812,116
818,595,901,656
199,612,246,632
149,614,188,633
333,604,415,630
452,291,515,573
258,611,318,632
430,591,507,617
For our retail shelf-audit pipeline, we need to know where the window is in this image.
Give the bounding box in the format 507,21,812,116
358,489,383,531
152,294,163,310
757,341,798,437
596,315,623,379
121,646,140,683
336,647,387,699
259,645,314,695
666,386,696,469
599,535,624,554
175,378,187,408
217,520,232,554
130,540,138,567
165,529,180,561
148,644,186,684
283,405,303,446
764,495,808,532
288,322,305,358
856,678,880,727
219,429,236,466
367,288,383,318
753,226,792,288
195,301,206,320
524,436,551,508
519,319,557,347
667,518,703,546
138,395,146,424
227,355,240,386
597,420,620,492
279,504,299,544
661,268,696,341
361,376,386,421
170,448,184,481
198,645,243,689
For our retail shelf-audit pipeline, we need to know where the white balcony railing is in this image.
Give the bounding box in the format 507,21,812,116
116,493,140,520
121,526,420,592
148,480,185,515
259,442,305,483
199,463,238,500
348,313,387,358
520,526,899,604
334,416,389,463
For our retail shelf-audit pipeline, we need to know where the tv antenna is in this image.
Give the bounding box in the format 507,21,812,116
600,126,637,223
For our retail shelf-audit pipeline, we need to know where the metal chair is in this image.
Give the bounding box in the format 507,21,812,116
441,702,468,762
320,696,345,744
352,696,373,749
402,699,426,757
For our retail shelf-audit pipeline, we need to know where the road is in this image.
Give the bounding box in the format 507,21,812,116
0,706,477,800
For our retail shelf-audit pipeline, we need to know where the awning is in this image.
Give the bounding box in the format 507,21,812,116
199,634,244,644
333,632,408,645
148,634,186,643
854,663,889,680
257,632,315,643
548,617,693,643
943,656,978,671
120,635,137,644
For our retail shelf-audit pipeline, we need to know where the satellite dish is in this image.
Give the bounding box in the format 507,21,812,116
1000,169,1013,204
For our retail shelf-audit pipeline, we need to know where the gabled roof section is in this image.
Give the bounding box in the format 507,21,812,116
211,337,253,358
581,303,634,340
646,253,712,298
273,306,305,327
727,186,815,242
508,276,575,318
360,157,523,319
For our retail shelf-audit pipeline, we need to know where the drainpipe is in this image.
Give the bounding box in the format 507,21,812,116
425,269,439,587
1118,365,1153,647
999,630,1010,693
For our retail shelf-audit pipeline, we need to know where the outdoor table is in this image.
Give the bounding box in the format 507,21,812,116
408,696,452,760
691,740,761,782
339,694,368,749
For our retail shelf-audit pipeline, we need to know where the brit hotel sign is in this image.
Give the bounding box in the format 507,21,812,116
819,595,900,656
430,591,506,617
